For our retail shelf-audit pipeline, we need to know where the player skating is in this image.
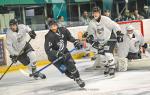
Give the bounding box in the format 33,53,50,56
6,19,46,79
86,7,123,77
44,20,85,88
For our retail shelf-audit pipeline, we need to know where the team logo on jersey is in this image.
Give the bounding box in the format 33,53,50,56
97,28,104,34
17,33,23,43
49,42,52,46
57,40,64,51
17,37,22,43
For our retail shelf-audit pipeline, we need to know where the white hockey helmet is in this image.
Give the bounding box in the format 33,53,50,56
126,25,134,31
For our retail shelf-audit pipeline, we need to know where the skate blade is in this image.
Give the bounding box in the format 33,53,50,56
104,74,109,77
29,74,38,80
109,75,115,79
29,74,46,80
104,74,115,79
33,77,39,80
39,74,46,79
85,67,101,71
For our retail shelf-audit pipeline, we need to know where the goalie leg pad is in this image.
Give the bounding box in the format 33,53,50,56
116,57,128,72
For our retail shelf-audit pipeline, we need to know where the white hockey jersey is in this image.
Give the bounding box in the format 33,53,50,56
87,16,121,44
117,30,144,57
6,24,31,56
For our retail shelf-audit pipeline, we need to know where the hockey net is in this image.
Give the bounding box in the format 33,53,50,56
117,20,144,36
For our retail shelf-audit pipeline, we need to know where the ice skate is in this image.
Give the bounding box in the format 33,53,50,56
109,68,115,78
104,65,109,77
74,77,85,88
29,66,46,79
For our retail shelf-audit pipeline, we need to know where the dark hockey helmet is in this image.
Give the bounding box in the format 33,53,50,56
92,6,101,13
9,19,18,26
48,20,58,27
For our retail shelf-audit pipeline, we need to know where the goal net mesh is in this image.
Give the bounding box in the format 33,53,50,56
117,20,144,36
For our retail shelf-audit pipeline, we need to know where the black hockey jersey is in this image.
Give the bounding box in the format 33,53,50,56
44,27,76,61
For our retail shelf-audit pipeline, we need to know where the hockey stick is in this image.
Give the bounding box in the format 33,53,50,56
94,39,117,42
30,48,76,77
0,38,32,80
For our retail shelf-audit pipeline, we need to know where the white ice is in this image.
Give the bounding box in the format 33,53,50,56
1,58,150,95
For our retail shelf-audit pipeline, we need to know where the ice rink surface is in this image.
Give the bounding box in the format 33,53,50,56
1,59,150,95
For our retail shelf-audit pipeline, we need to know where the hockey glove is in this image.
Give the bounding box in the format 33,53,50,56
86,35,94,44
82,32,88,38
142,43,148,49
116,31,124,42
86,35,102,49
56,51,70,61
29,30,36,39
10,55,18,63
74,40,83,50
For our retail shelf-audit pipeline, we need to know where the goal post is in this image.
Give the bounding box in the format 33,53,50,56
117,20,144,36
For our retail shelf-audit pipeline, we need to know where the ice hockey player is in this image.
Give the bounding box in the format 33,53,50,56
86,7,123,77
6,19,46,79
44,20,85,88
120,25,147,60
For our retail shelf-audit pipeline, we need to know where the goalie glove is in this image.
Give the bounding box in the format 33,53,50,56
116,31,124,42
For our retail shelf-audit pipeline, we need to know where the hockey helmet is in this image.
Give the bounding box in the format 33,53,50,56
48,20,58,28
126,25,135,31
48,20,58,27
92,6,101,13
9,19,18,26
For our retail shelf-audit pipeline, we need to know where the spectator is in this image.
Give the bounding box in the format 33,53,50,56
122,10,134,21
133,10,144,20
114,15,123,22
141,5,150,19
57,16,67,27
79,10,91,25
130,11,136,20
103,10,111,18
